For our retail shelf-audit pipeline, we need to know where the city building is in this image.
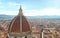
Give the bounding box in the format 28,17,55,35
32,26,40,38
42,28,56,38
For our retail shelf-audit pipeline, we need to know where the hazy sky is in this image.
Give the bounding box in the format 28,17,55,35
0,0,60,16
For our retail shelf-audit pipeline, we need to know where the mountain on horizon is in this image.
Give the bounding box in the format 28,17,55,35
0,14,15,19
27,15,60,19
0,14,60,19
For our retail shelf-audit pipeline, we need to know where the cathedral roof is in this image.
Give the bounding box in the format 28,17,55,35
8,6,31,36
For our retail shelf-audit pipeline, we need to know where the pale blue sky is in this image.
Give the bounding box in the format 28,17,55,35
0,0,60,16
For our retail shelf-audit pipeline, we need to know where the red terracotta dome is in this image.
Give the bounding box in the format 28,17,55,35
8,7,31,36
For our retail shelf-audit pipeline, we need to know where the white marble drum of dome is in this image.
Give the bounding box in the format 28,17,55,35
8,6,32,38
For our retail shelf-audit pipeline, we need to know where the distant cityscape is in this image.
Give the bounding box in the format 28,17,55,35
0,14,60,38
